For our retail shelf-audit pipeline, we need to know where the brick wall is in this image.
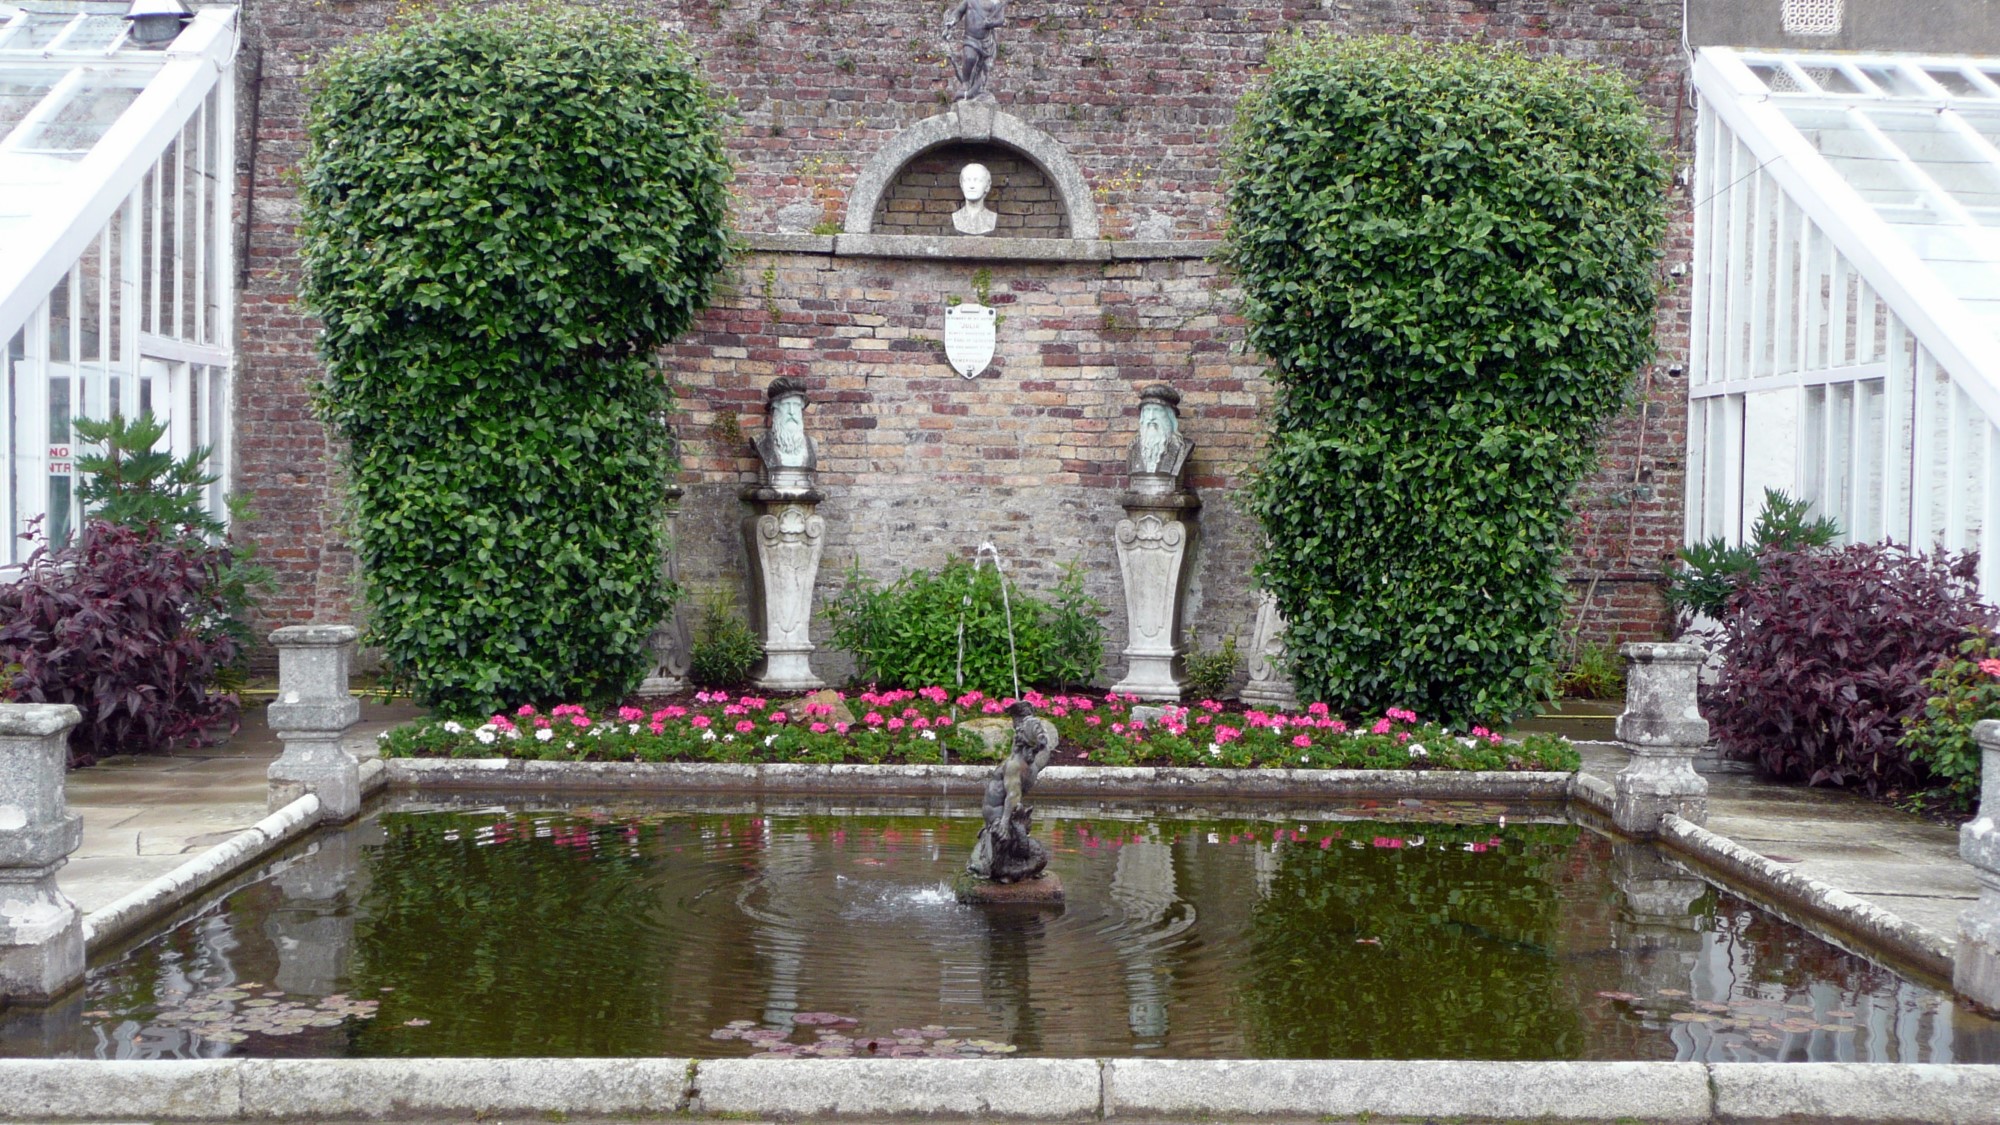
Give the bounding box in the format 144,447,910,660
231,0,1693,680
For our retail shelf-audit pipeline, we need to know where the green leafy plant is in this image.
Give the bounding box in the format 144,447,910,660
72,412,221,538
1665,488,1840,622
299,4,731,716
1225,37,1669,727
1899,630,2000,811
1183,636,1239,702
828,559,1103,696
689,594,764,690
71,411,266,680
1556,641,1625,701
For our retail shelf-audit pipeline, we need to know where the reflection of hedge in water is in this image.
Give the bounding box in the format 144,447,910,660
1240,822,1584,1059
349,813,741,1057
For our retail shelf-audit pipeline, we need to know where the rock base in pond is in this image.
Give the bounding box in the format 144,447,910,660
957,874,1065,907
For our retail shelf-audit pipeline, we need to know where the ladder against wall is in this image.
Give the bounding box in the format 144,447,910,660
1688,47,2000,595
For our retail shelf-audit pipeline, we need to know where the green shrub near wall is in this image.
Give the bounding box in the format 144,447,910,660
299,5,731,714
1225,37,1668,725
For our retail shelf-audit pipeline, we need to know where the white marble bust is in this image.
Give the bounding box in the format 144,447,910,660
952,162,998,236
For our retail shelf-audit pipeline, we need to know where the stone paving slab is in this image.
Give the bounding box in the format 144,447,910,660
58,702,421,917
1577,741,1971,963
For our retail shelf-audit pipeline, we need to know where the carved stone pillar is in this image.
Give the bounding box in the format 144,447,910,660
1957,721,2000,1011
639,484,692,695
267,625,362,822
0,704,84,1003
1239,591,1299,711
746,377,827,693
1111,384,1198,702
1611,642,1710,836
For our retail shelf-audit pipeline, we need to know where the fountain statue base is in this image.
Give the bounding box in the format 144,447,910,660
957,873,1065,908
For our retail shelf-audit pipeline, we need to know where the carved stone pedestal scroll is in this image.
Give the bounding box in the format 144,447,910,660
1611,642,1711,836
0,705,84,1003
1111,384,1198,702
746,378,827,693
1957,721,2000,1011
1239,591,1299,711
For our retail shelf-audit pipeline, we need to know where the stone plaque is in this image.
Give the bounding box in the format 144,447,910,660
944,302,997,379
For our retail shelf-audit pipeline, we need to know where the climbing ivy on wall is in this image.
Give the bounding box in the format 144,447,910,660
1226,37,1668,725
299,5,732,714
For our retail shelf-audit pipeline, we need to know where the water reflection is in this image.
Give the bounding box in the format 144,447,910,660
11,799,1997,1062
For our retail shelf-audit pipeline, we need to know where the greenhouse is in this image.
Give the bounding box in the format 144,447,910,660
1688,47,2000,592
0,0,235,564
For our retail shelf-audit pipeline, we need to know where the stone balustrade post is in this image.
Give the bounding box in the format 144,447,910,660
1958,721,2000,1010
0,704,84,1003
267,625,362,822
1238,590,1299,711
1611,642,1710,836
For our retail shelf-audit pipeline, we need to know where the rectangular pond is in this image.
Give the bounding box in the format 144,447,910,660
17,796,2000,1063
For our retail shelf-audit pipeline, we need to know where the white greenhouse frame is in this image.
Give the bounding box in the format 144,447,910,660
0,3,237,568
1687,46,2000,595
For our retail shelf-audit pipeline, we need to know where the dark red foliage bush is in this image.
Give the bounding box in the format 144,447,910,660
1707,543,1992,796
0,520,240,765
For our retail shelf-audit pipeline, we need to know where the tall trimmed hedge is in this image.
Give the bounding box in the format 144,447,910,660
1226,37,1668,724
300,5,731,714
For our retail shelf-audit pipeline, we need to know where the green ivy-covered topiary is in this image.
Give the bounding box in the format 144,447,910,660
1226,37,1668,725
299,5,731,715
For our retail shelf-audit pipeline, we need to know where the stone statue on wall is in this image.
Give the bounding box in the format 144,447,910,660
945,0,1007,102
953,162,998,235
1128,383,1194,483
754,376,815,475
966,701,1054,883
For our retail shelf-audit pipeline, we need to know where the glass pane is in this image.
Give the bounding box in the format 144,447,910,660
18,80,142,155
47,271,68,363
0,75,55,140
5,329,19,566
59,14,126,52
6,11,76,51
47,370,67,445
45,472,68,546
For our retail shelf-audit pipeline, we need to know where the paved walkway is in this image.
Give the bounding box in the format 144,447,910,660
63,700,422,915
1576,740,1977,946
56,707,1977,960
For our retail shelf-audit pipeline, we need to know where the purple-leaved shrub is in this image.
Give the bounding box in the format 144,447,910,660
1708,543,1991,796
0,520,241,765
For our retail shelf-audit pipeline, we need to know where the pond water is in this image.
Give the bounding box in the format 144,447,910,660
16,797,2000,1062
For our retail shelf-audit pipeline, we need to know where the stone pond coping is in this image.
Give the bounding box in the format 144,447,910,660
380,757,1579,800
1,1057,1997,1122
76,760,387,956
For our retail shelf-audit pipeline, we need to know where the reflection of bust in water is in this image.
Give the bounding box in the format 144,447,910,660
952,162,997,236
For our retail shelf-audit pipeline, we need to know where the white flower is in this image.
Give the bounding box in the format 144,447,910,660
535,728,555,742
442,720,464,734
1407,743,1428,759
475,729,497,745
920,730,937,741
764,734,778,747
702,729,717,742
1208,744,1221,756
1460,737,1478,749
565,740,576,750
723,733,736,743
505,728,521,741
629,723,641,735
376,731,390,741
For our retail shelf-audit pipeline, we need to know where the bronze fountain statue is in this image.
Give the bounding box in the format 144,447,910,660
960,700,1064,903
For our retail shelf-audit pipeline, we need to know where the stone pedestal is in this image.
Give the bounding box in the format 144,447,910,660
1111,490,1199,701
744,484,827,693
1239,591,1299,711
267,625,363,823
0,704,84,1003
958,873,1065,907
639,485,692,696
1611,642,1710,837
1956,721,2000,1011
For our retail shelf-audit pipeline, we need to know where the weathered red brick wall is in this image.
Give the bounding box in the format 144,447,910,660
231,0,1692,680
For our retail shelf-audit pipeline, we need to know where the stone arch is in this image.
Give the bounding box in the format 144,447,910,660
844,103,1099,240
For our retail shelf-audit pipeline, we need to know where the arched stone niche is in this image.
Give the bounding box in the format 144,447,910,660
844,102,1099,240
872,142,1067,238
